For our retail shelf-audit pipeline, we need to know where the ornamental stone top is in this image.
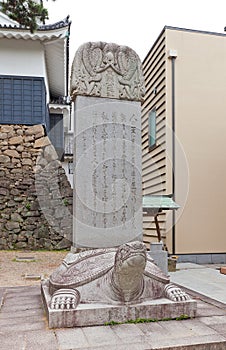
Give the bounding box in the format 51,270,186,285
70,41,145,102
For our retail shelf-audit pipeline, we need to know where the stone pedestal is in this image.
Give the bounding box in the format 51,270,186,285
41,280,197,328
149,242,168,276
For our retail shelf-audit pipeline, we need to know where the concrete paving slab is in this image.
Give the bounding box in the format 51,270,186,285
0,334,26,350
25,330,58,350
0,320,46,333
55,328,90,349
0,314,45,327
170,266,226,304
72,343,150,350
176,263,206,270
199,315,226,325
0,307,44,319
83,326,121,347
148,334,226,349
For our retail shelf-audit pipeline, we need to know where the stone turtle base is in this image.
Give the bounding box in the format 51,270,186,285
41,280,197,329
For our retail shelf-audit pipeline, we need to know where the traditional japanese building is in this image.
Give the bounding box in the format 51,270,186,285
0,11,72,165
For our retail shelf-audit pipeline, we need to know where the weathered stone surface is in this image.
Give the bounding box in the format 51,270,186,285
3,149,20,158
0,187,9,196
25,124,45,136
55,238,71,250
0,155,10,163
16,145,24,152
34,136,51,149
43,145,58,162
22,152,31,158
71,41,145,102
1,125,13,133
21,158,33,166
0,124,73,250
5,221,20,231
0,140,8,146
0,132,7,139
11,213,23,222
24,135,34,142
16,129,23,136
8,135,23,145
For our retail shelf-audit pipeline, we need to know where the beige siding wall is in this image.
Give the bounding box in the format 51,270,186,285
142,32,168,246
165,28,226,254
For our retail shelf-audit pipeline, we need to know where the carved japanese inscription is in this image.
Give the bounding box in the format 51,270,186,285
70,42,145,102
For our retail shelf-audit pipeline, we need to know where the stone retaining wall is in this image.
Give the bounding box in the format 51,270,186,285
0,124,73,250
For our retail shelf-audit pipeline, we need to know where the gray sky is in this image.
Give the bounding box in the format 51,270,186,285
45,0,226,63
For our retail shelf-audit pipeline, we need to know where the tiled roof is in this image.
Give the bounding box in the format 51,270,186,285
0,15,71,31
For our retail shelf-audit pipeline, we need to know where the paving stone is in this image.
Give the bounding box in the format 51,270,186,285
136,322,167,334
199,315,226,325
195,301,226,317
0,320,46,333
1,302,43,313
179,318,220,336
0,314,45,327
73,343,150,350
0,308,44,319
148,334,226,349
110,323,145,343
0,333,26,350
82,326,121,347
25,330,58,350
55,328,90,349
3,294,41,304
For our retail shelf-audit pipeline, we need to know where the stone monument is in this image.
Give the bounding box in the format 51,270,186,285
71,41,145,248
41,41,197,328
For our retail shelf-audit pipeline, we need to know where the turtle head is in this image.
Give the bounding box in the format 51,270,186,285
111,241,147,302
114,241,147,272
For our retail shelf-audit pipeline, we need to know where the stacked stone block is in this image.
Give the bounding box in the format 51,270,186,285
0,124,72,250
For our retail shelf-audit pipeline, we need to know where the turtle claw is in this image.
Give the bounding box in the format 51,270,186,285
50,289,80,310
164,284,190,302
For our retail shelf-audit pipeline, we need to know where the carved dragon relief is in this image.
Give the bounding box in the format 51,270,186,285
70,42,145,102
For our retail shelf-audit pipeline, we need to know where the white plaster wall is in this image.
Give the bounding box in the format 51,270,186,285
62,161,73,187
0,38,50,100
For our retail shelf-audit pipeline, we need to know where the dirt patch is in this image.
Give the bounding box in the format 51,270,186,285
0,250,67,287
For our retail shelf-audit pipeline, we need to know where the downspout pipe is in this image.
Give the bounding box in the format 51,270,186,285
168,50,177,255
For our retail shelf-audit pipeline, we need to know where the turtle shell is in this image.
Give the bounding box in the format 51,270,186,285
49,247,170,293
49,248,117,290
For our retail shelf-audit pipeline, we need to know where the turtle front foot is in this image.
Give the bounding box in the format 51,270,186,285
50,289,80,310
164,284,190,302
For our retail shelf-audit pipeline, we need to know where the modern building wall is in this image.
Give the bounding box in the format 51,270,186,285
143,26,226,256
142,30,168,246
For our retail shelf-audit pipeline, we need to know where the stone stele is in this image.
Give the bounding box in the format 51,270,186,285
71,41,145,248
70,41,145,101
41,42,197,328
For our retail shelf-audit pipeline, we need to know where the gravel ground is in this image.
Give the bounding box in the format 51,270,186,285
0,250,67,287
